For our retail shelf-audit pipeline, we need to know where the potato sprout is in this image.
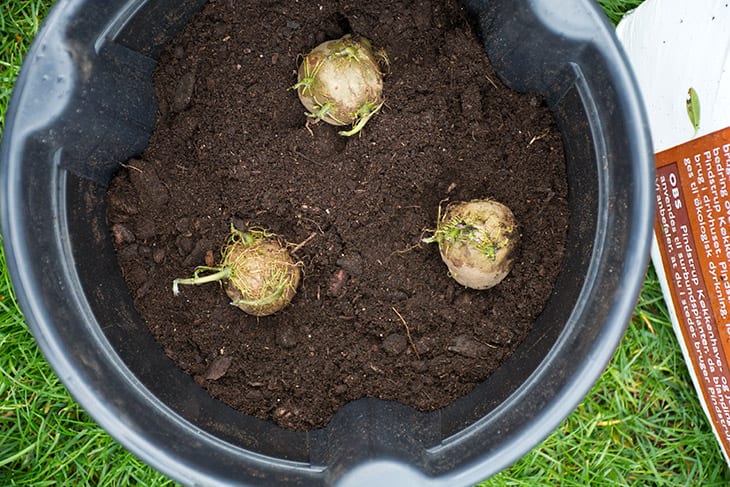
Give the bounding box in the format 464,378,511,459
424,199,519,289
173,225,301,316
293,34,386,136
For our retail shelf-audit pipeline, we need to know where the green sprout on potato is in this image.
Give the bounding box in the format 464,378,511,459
173,225,301,316
293,34,387,136
424,199,520,289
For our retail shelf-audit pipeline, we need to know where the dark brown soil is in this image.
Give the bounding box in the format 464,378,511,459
107,0,568,431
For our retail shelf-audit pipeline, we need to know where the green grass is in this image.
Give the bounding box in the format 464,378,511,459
597,0,645,24
0,0,45,128
1,0,729,485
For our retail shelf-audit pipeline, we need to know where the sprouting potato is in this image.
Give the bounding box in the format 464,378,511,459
424,199,519,289
173,225,301,316
293,34,387,136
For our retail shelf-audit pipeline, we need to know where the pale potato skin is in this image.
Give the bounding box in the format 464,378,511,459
224,239,300,316
437,200,519,290
296,35,383,126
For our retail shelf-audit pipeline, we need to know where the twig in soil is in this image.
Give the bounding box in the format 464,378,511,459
121,162,143,173
290,232,317,254
484,73,499,90
528,128,550,146
392,307,420,360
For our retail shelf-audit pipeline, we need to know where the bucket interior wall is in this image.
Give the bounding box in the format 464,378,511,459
60,0,598,463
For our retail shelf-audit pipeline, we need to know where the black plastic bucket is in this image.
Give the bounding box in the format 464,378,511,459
0,0,654,485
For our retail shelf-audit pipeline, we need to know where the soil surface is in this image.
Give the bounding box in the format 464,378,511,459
107,0,569,431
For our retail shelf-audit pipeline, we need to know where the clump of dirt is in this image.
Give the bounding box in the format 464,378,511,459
107,0,568,431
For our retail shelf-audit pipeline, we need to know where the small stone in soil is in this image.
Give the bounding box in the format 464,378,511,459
328,268,348,297
204,356,233,381
447,335,492,359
